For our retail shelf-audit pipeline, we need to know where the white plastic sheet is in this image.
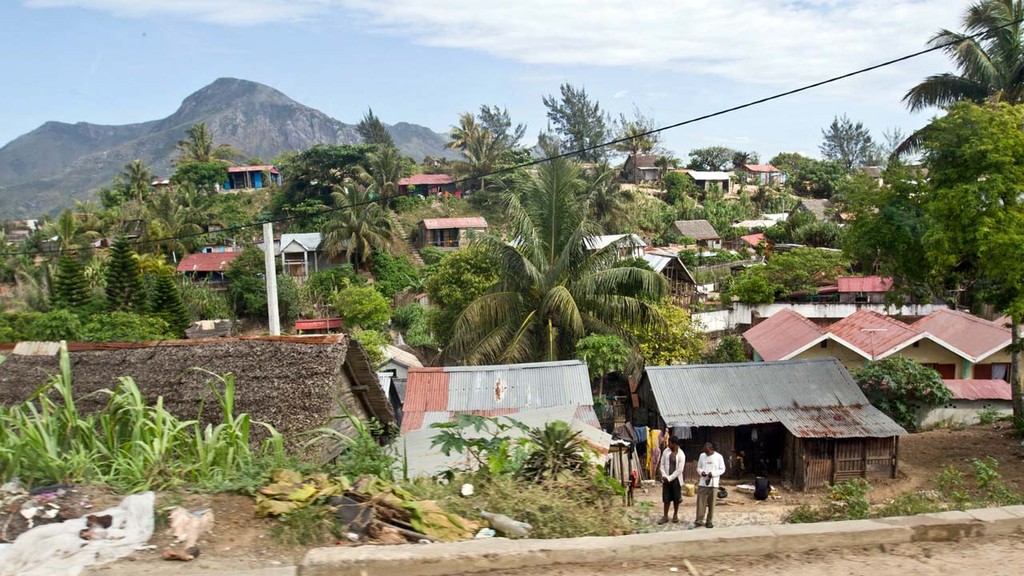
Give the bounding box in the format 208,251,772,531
0,491,154,576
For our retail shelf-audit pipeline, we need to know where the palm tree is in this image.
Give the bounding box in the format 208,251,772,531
358,146,406,199
583,162,630,232
904,0,1024,111
322,185,393,271
446,113,503,190
144,188,202,258
449,156,667,364
174,123,239,166
43,209,99,252
118,160,153,204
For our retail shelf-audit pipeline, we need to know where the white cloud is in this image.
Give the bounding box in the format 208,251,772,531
613,90,629,99
25,1,969,92
23,0,334,24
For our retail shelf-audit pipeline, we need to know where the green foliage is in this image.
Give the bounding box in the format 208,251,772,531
518,421,591,482
351,329,390,366
172,161,229,194
0,346,281,491
82,311,173,342
104,237,144,311
322,185,394,271
225,247,299,322
392,194,429,214
542,83,611,163
819,115,880,171
305,410,397,481
622,302,706,366
148,270,191,336
29,309,83,341
854,357,953,431
271,504,338,547
663,171,698,205
575,334,629,392
703,335,747,364
430,414,531,477
686,146,736,171
356,108,396,149
392,304,436,347
726,272,775,304
424,246,500,346
787,478,871,523
978,406,1002,425
179,281,232,321
369,251,419,298
747,247,849,300
274,144,374,210
52,255,92,309
329,285,391,330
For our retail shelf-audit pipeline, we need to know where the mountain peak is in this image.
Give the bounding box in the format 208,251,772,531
171,78,297,122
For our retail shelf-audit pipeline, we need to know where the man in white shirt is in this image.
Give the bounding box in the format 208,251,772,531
694,441,726,528
657,436,686,524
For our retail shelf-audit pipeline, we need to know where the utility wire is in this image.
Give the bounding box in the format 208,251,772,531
2,18,1019,259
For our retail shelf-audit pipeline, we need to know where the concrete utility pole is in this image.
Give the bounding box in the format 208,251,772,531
263,222,281,336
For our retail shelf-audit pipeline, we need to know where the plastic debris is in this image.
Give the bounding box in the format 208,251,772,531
460,483,474,497
474,528,496,539
345,532,360,542
479,510,532,538
168,507,214,548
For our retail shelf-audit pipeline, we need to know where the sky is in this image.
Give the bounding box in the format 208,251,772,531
0,0,973,163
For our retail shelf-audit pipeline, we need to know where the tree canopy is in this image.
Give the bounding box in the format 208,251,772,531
542,83,611,163
819,115,881,171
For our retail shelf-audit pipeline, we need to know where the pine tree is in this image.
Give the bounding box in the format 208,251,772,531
150,270,191,337
51,255,91,309
105,236,144,311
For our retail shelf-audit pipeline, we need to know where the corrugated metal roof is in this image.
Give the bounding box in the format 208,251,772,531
913,309,1010,361
584,234,646,251
828,309,918,359
740,232,766,247
837,276,893,293
681,170,731,181
743,309,825,361
643,253,672,273
278,233,322,253
421,217,488,230
398,174,455,186
643,358,906,438
176,251,240,273
401,360,595,432
227,165,279,174
743,164,781,173
383,345,423,369
942,379,1012,401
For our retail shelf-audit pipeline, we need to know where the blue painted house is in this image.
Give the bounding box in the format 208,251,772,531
223,165,282,190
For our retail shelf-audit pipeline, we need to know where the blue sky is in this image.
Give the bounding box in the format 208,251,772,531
1,1,971,162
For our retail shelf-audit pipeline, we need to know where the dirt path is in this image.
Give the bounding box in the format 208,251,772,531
484,535,1024,576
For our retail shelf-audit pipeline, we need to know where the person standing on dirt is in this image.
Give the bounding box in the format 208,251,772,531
694,442,725,528
657,436,685,524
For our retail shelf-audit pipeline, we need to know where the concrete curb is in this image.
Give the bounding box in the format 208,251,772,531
300,505,1024,576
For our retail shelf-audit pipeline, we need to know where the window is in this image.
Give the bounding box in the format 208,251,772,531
923,363,956,379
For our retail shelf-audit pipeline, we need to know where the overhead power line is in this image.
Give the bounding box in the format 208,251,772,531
3,17,1020,259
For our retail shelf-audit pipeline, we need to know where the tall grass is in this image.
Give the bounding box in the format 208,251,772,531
0,344,283,492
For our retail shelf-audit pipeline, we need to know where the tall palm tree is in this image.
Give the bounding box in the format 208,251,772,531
118,160,153,204
583,162,630,232
174,123,239,166
144,188,202,258
449,156,667,364
358,146,406,199
322,185,393,271
446,113,503,190
43,209,99,252
904,0,1024,111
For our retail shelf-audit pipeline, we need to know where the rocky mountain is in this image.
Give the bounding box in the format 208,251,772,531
0,78,455,217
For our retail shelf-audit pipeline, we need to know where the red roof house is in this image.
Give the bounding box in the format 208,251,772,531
176,252,239,273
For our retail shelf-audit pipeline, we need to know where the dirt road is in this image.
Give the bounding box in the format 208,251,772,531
481,535,1024,576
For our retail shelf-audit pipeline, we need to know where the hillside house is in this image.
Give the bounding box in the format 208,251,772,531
740,164,785,185
643,250,698,304
919,379,1014,429
743,308,1011,380
838,276,893,304
636,359,905,490
223,165,281,190
623,154,661,184
680,170,732,195
266,232,346,278
176,251,240,288
584,234,646,259
398,174,457,197
417,216,488,251
670,219,721,249
794,199,835,222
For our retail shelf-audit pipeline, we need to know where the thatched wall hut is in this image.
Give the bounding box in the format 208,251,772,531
0,336,394,457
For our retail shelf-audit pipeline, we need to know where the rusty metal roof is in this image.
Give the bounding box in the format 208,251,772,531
942,379,1012,401
421,217,488,230
837,276,893,293
827,309,919,359
642,358,906,438
401,360,598,432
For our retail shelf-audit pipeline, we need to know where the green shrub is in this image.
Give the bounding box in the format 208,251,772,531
419,246,444,266
392,303,427,331
179,282,232,321
29,309,83,341
82,312,174,342
854,357,952,431
369,251,419,298
874,492,942,518
978,406,1002,425
329,285,391,330
351,329,390,366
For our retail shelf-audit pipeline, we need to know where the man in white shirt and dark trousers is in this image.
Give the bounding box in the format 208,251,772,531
695,442,726,528
657,436,685,524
